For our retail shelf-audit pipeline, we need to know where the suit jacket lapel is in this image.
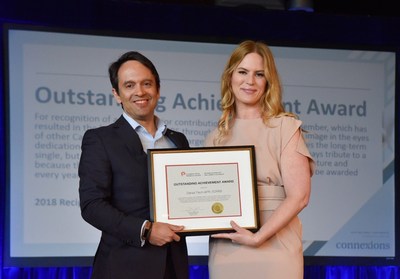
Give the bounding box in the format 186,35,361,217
165,129,188,149
113,116,144,155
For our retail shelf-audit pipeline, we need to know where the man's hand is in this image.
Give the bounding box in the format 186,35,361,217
148,222,184,246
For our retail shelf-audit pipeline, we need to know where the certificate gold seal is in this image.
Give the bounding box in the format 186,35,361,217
212,202,224,214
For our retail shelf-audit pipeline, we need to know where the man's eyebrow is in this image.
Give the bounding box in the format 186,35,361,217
122,79,135,85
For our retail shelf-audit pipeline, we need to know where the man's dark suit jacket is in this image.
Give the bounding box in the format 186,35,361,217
79,116,190,279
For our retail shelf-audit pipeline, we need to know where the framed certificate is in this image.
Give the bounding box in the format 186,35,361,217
147,145,259,235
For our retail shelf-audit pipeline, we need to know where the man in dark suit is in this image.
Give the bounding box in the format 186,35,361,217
79,51,190,279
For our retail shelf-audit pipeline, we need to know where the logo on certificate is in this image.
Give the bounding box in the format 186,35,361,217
212,202,224,214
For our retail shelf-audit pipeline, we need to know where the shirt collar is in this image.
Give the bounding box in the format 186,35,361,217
122,112,167,135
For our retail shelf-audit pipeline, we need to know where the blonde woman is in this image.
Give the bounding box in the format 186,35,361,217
205,40,315,279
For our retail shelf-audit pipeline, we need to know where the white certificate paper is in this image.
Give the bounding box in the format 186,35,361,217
166,163,241,219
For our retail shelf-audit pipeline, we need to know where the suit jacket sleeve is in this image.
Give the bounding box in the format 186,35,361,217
78,123,146,247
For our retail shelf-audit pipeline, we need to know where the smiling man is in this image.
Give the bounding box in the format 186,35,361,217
78,51,190,279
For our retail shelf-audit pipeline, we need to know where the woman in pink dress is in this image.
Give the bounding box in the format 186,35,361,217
205,40,315,279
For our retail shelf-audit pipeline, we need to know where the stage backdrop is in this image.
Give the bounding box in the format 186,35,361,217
4,25,397,266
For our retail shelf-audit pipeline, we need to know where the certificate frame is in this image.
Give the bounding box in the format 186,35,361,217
147,145,259,235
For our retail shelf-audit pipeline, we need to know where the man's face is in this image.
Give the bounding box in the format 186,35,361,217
112,60,160,124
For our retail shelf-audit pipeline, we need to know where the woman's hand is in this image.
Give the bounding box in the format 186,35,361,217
211,220,261,247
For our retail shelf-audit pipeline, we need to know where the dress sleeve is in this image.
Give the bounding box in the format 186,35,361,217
281,116,316,176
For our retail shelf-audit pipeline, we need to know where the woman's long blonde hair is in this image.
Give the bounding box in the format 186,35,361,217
215,40,296,144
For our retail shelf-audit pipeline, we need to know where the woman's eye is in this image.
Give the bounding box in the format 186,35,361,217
256,73,265,78
238,70,247,75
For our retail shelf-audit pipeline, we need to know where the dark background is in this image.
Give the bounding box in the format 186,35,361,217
1,0,400,48
1,0,400,18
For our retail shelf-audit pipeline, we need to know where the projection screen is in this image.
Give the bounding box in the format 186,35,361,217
4,25,397,266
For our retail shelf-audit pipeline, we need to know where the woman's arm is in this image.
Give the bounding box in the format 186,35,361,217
211,129,312,247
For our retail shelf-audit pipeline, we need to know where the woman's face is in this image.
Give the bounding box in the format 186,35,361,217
231,52,267,110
